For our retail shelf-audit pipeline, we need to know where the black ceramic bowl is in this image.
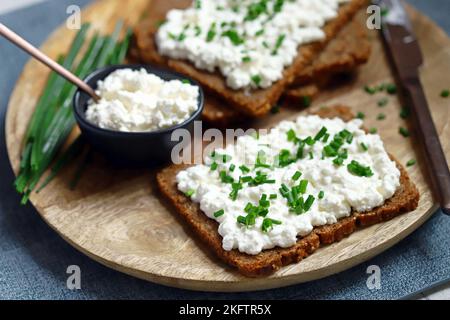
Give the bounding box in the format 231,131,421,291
73,64,204,166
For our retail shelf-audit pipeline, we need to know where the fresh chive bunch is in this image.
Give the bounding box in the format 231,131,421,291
15,22,132,204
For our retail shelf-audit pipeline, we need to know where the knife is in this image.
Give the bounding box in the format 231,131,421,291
373,0,450,215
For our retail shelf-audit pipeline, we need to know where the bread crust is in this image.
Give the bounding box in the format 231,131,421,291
131,0,367,117
156,106,420,277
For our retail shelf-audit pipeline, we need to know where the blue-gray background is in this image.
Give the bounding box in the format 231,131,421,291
0,0,449,300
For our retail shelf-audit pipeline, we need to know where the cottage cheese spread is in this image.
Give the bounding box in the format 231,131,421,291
85,68,199,132
177,115,400,255
156,0,347,90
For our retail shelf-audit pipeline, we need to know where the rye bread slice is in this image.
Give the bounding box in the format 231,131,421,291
288,14,371,88
156,106,420,276
133,12,371,125
132,0,367,117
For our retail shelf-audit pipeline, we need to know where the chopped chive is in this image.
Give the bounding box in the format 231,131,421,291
406,159,416,167
322,133,330,143
356,112,365,119
181,79,190,84
318,191,325,199
347,160,374,177
222,29,244,46
271,104,281,114
333,157,344,166
219,170,234,183
274,0,285,13
360,142,369,151
364,85,377,95
378,97,388,107
323,145,337,157
251,74,262,86
229,182,243,200
377,113,386,120
399,127,410,137
302,96,311,107
185,189,195,197
400,106,410,119
287,129,298,142
386,83,397,94
239,165,250,173
262,218,282,233
346,133,354,144
298,180,308,194
276,149,296,167
210,162,218,171
369,127,378,134
213,209,224,218
168,32,177,40
255,150,271,168
240,176,252,183
303,195,315,211
309,151,314,160
440,89,449,98
255,29,264,37
292,171,302,181
270,194,277,199
229,164,236,172
242,56,251,63
237,215,246,225
194,25,202,36
271,34,285,55
314,127,328,141
222,154,231,163
304,136,314,146
206,22,216,42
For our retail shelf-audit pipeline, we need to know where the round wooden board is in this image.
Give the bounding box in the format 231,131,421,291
5,0,450,292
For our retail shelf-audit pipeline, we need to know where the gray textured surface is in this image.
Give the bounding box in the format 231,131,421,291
0,0,449,300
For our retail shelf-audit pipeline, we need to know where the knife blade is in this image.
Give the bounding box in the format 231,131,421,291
373,0,450,215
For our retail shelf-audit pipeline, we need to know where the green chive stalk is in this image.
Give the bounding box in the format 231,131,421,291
15,22,131,204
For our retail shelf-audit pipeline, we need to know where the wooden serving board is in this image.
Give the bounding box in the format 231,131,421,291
5,0,450,292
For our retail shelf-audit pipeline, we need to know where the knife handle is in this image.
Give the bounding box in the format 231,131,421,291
405,76,450,215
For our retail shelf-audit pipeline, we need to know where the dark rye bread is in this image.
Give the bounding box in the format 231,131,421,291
288,14,371,88
156,106,420,277
132,0,367,117
284,15,371,101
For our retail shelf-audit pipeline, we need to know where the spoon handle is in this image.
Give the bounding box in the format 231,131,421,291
0,23,99,101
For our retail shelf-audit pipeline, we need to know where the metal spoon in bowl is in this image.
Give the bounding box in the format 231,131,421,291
0,23,100,102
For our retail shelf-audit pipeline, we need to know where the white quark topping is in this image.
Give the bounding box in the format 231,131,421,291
85,68,199,132
176,115,401,255
156,0,347,90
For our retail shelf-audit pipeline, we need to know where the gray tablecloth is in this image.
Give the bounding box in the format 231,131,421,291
0,0,449,300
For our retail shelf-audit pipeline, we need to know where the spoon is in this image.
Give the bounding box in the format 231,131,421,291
0,23,100,102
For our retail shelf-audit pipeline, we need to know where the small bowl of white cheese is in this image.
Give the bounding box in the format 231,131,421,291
73,65,204,165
